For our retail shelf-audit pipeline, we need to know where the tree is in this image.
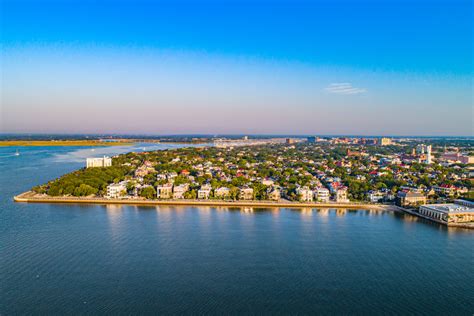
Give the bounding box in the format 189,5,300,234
73,184,98,197
230,186,239,200
140,186,156,199
184,190,197,199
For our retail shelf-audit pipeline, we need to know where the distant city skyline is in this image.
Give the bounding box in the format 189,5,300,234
1,0,472,136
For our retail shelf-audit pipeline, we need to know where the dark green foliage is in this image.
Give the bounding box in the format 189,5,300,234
73,184,98,196
44,165,130,197
140,186,156,199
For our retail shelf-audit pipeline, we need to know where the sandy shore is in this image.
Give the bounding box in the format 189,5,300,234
14,191,393,210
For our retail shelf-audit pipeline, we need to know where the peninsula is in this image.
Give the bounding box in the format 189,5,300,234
16,136,473,226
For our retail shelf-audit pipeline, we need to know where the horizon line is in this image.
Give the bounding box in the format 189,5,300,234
0,132,472,139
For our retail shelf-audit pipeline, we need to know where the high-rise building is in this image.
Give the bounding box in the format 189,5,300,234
425,145,432,164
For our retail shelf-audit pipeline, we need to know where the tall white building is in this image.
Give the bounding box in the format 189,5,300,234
416,144,432,164
416,144,426,154
425,145,432,164
86,156,112,168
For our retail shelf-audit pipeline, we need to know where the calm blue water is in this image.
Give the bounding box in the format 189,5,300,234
1,146,473,314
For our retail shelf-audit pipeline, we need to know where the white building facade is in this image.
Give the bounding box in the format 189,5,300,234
314,187,330,202
198,185,212,199
106,181,127,198
297,187,313,202
86,156,112,168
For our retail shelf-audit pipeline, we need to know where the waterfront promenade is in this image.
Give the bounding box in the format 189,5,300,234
14,191,391,210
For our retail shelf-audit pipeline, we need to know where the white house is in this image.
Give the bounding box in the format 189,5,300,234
198,184,212,199
314,187,330,202
86,156,112,168
106,181,127,198
215,187,230,199
296,187,313,202
335,187,349,202
239,187,254,200
368,190,385,203
156,183,173,199
173,184,189,199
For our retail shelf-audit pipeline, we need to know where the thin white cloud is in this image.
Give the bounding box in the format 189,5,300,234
325,83,367,95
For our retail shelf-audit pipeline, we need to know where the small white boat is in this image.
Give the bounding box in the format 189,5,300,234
14,150,20,156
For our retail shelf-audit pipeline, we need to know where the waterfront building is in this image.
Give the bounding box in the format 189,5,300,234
335,188,349,202
268,188,281,201
239,187,254,200
296,187,313,202
173,184,189,199
156,183,173,199
198,184,212,199
368,190,385,203
396,190,426,207
86,156,112,168
215,187,231,199
419,200,474,224
106,181,127,198
314,187,330,202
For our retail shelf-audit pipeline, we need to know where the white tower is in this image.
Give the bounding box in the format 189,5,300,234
425,145,432,164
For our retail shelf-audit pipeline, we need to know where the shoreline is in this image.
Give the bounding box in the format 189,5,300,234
0,140,133,147
14,191,473,229
14,191,392,210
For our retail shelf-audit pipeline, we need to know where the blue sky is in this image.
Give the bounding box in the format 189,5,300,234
1,0,472,135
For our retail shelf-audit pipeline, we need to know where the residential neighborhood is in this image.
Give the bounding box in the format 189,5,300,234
35,137,472,209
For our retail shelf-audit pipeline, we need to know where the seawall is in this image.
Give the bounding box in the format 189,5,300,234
14,191,390,210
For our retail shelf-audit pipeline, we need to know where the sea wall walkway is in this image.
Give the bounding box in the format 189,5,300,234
14,191,391,210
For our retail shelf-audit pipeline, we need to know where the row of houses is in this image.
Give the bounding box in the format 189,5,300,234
295,186,347,202
155,183,282,200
